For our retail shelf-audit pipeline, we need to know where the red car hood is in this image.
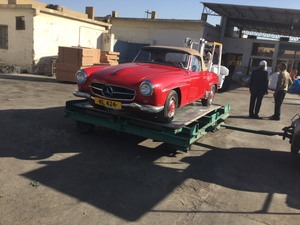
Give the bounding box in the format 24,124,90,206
88,63,183,85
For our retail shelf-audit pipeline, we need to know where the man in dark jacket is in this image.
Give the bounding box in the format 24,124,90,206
249,60,269,119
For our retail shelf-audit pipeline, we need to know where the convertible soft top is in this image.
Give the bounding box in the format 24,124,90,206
143,45,201,57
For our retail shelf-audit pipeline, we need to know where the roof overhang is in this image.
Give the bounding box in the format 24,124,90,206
202,2,300,37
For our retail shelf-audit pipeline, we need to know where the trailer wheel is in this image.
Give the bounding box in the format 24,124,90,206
158,90,178,123
290,130,300,155
76,121,95,134
291,141,300,155
202,85,216,106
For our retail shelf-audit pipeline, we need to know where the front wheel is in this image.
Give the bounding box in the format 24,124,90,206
201,85,216,106
157,90,178,123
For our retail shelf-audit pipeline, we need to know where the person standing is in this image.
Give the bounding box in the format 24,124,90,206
270,62,293,121
290,67,298,82
249,60,269,119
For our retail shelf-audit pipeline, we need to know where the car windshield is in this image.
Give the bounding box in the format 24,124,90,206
133,48,190,69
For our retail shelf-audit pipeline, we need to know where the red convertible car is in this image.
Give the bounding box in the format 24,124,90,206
73,46,219,123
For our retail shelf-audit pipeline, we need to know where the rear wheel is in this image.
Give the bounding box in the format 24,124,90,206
201,85,216,106
157,90,178,123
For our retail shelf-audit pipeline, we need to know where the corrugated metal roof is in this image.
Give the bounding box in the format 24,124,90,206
202,2,300,37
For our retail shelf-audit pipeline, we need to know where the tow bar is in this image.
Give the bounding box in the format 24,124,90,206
221,114,300,154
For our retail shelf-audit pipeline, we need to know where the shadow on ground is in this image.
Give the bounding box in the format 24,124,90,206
1,106,300,221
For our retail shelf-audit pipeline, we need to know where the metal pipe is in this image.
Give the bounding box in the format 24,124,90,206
221,124,283,136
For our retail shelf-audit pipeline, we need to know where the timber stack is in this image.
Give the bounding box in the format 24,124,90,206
55,46,100,82
55,47,120,82
100,51,120,66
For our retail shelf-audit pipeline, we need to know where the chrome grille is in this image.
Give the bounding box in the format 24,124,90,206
91,82,136,101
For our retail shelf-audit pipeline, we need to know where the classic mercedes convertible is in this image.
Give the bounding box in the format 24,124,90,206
73,46,219,123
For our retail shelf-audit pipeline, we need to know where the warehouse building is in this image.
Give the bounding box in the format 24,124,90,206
202,3,300,76
98,3,300,77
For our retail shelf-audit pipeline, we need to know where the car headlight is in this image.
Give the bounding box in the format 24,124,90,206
75,70,88,84
140,80,154,96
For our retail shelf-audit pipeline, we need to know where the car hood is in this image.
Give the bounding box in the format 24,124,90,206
89,63,183,85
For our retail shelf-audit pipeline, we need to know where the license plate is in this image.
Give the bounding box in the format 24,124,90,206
94,97,122,109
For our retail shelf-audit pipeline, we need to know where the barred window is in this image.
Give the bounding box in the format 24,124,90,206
0,25,8,49
16,16,25,30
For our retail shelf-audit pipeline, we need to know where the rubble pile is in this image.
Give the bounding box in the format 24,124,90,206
0,64,21,74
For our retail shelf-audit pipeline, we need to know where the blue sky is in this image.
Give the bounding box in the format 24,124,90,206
40,0,300,20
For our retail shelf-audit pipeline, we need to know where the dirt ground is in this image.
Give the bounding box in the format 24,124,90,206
0,73,300,225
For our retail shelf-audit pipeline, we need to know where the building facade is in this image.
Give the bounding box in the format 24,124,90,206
0,0,111,75
99,14,220,63
223,36,300,76
1,1,300,77
100,10,300,76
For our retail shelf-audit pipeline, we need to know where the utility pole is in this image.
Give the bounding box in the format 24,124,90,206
145,10,151,19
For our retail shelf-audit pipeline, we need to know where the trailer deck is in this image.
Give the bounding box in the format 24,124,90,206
65,99,230,150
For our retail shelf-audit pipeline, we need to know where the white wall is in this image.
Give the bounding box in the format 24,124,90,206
111,19,208,48
33,11,108,63
0,5,110,73
0,7,34,70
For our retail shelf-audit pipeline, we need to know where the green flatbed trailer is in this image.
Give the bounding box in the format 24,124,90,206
65,99,230,151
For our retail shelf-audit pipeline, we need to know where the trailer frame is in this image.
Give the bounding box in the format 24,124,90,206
65,99,230,151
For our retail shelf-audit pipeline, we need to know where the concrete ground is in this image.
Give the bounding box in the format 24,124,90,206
0,73,300,225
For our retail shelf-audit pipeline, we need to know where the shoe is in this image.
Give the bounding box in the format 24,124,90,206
269,115,280,121
249,114,255,118
253,114,261,119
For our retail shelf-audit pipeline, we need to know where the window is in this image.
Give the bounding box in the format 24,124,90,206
0,25,8,49
134,48,190,68
278,43,300,59
191,56,202,71
16,16,25,30
277,49,295,59
251,43,275,57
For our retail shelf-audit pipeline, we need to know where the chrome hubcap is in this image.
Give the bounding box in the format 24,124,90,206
168,98,176,117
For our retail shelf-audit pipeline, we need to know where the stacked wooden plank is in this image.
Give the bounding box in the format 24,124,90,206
55,46,100,82
100,51,120,66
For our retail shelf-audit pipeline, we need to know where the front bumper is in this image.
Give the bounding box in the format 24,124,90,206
73,89,164,113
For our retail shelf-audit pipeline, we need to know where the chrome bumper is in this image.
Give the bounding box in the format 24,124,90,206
73,90,91,99
122,102,164,113
73,90,164,113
